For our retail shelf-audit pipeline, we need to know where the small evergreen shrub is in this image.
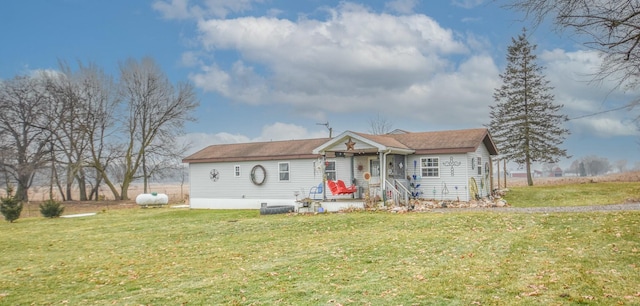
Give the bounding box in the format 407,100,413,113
40,199,65,218
1,187,23,223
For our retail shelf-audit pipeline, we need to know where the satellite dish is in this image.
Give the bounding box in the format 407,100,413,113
363,172,371,181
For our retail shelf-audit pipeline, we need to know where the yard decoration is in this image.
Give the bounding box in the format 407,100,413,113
407,175,422,199
443,156,461,176
469,177,479,200
250,164,266,185
209,169,219,182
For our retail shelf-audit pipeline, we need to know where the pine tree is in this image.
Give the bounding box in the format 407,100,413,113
1,187,23,223
488,28,570,186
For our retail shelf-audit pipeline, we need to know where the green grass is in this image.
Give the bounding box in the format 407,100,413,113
1,207,639,305
504,182,640,207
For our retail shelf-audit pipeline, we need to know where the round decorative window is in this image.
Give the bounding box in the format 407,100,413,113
209,169,219,182
250,165,266,185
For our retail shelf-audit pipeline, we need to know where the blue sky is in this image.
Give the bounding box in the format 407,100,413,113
2,0,639,170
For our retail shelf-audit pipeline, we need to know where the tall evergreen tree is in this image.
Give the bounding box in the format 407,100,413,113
488,28,570,186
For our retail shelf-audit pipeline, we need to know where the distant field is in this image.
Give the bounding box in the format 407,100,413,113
27,183,188,203
504,171,640,187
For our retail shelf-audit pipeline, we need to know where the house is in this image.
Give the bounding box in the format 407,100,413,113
182,128,499,211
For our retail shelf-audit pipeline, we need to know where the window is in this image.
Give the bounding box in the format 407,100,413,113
421,157,439,178
279,162,290,181
234,165,241,177
325,160,336,181
477,157,482,175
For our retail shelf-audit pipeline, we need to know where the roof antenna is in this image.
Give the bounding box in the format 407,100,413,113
317,121,332,138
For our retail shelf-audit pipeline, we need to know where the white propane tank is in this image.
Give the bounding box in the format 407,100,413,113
135,193,169,206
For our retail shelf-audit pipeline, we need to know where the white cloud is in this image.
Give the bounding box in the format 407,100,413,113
152,0,198,20
540,48,638,137
175,2,638,140
190,4,482,124
181,122,329,155
189,63,231,96
385,0,418,14
451,0,486,9
153,0,263,20
180,51,202,67
255,122,328,141
570,117,639,137
180,131,251,155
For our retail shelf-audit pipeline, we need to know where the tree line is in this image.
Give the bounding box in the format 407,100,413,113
0,57,199,201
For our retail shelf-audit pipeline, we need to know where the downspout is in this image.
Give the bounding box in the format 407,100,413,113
350,155,355,198
322,153,327,201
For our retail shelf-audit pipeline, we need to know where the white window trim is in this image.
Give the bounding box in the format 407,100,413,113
278,162,290,181
325,160,336,181
421,157,440,178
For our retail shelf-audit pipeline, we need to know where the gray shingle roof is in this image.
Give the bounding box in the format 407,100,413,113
183,138,330,163
183,128,497,163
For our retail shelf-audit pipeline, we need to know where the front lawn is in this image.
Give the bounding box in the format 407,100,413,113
1,208,638,305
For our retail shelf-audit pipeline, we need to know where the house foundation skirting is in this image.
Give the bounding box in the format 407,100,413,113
189,198,365,212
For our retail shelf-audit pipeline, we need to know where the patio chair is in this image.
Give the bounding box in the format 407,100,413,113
327,180,341,195
336,180,357,194
327,180,356,195
308,183,323,200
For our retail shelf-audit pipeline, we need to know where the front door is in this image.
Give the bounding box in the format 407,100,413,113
369,159,380,185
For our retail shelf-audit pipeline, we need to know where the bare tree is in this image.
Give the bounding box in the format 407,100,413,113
44,61,121,201
505,0,640,94
580,155,611,175
0,75,53,201
45,62,90,200
367,113,393,135
110,57,199,200
614,159,628,173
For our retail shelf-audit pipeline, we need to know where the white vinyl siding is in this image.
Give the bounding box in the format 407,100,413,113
405,154,469,202
188,157,354,202
469,145,492,198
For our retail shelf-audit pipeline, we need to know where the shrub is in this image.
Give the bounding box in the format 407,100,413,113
39,199,65,218
1,187,23,223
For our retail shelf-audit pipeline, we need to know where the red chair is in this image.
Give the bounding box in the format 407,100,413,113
327,180,356,195
336,180,357,194
327,180,341,195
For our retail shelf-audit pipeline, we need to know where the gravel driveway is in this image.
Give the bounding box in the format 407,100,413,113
430,203,640,213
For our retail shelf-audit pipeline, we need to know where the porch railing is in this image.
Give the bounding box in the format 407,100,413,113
385,179,411,206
